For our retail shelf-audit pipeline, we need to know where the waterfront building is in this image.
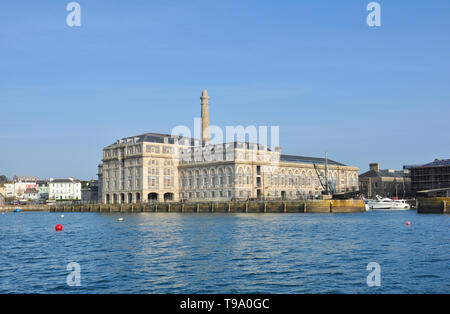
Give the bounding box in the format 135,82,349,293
48,177,82,200
359,163,411,199
97,165,103,203
0,192,4,205
0,186,6,200
5,183,14,198
36,180,49,200
404,158,450,197
98,90,359,203
4,176,38,199
24,188,40,201
81,179,99,203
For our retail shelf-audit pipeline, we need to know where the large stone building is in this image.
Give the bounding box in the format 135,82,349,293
359,163,411,199
98,91,359,203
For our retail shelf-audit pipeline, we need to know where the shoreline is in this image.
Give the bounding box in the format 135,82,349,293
1,199,365,213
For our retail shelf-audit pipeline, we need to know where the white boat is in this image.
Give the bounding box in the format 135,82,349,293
366,195,410,210
391,199,411,210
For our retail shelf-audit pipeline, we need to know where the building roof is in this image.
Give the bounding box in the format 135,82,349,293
50,179,80,183
280,154,346,166
422,159,450,167
359,169,406,178
105,133,353,168
13,176,38,182
417,187,450,193
404,158,450,169
107,132,195,147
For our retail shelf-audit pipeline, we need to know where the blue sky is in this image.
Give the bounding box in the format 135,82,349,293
1,0,449,179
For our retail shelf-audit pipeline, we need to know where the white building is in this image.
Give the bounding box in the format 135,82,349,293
5,176,38,199
49,178,82,200
24,188,40,201
5,183,15,198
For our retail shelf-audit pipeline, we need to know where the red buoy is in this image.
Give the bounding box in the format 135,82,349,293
55,224,63,231
406,221,411,226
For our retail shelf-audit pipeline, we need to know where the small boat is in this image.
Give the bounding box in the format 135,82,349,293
391,199,411,210
13,208,21,213
366,195,410,210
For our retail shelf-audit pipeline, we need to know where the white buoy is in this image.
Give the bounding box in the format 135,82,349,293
117,217,124,222
61,214,64,218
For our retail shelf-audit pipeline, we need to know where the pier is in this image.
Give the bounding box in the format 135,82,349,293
417,198,450,214
1,199,366,213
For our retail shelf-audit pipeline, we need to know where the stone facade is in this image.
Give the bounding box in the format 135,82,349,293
98,91,359,204
359,163,411,199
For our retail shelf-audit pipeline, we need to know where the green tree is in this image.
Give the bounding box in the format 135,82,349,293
0,175,10,184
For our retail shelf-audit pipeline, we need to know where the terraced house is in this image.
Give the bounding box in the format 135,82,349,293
98,91,359,203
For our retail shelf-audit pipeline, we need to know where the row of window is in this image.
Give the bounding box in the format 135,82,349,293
146,145,174,154
105,179,141,191
103,159,142,169
181,190,233,199
147,176,174,188
104,168,142,179
104,145,142,158
180,175,234,188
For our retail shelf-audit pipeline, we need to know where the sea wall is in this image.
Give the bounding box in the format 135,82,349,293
1,200,366,213
417,198,450,214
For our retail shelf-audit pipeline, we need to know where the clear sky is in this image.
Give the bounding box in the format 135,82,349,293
1,0,449,180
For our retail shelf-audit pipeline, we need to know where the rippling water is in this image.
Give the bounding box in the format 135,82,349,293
0,211,449,293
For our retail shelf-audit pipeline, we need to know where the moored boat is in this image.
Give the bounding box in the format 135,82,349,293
366,195,410,210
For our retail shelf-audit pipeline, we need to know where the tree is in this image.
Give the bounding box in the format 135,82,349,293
0,175,10,184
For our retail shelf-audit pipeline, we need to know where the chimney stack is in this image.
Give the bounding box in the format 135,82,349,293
201,90,210,144
369,163,380,172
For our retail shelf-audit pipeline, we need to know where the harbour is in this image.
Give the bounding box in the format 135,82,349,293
1,1,450,298
3,197,450,214
0,210,448,294
2,199,366,213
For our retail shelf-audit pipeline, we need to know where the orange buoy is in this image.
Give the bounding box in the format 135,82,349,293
55,224,63,231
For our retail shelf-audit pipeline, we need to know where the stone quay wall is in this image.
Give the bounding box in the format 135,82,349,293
1,200,366,214
417,198,450,214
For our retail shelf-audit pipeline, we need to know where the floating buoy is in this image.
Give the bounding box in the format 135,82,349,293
55,224,63,231
61,214,64,218
406,221,411,226
117,217,124,222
